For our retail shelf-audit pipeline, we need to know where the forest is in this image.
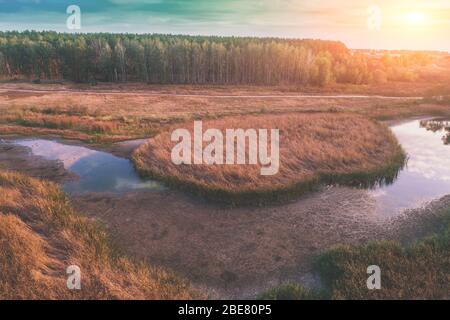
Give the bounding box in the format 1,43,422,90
0,31,435,86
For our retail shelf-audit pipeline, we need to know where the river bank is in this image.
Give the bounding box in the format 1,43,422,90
1,116,449,298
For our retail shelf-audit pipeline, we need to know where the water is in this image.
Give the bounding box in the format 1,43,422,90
14,139,164,194
9,118,450,216
369,118,450,216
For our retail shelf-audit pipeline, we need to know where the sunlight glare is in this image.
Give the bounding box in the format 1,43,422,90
404,12,426,25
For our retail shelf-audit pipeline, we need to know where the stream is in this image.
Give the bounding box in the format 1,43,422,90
4,117,450,217
2,117,450,298
13,139,164,193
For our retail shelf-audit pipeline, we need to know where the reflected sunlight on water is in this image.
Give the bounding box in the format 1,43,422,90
370,119,450,216
15,139,164,194
12,118,450,216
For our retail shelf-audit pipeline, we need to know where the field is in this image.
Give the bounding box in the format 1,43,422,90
0,81,449,299
1,82,450,144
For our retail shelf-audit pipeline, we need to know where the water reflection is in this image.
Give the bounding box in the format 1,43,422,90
15,139,164,194
10,119,450,217
370,119,450,216
420,119,450,145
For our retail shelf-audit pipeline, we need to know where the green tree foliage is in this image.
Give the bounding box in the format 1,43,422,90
0,31,432,85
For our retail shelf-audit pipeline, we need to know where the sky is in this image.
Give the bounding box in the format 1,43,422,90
1,0,449,51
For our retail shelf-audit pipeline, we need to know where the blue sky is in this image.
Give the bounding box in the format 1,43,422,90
1,0,449,51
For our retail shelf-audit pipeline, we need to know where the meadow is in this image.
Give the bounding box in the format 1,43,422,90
0,29,450,301
1,82,450,144
133,113,405,205
0,80,449,299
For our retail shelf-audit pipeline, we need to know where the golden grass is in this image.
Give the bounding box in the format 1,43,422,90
133,113,405,204
315,237,450,300
314,203,450,300
1,83,449,143
260,205,450,300
0,124,130,143
0,170,197,300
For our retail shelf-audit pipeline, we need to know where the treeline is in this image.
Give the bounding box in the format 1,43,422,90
0,31,433,86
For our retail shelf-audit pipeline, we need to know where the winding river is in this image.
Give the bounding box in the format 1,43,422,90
14,139,164,193
2,117,450,298
6,117,450,218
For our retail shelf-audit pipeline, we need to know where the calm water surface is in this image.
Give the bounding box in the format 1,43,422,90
369,118,450,216
14,139,164,193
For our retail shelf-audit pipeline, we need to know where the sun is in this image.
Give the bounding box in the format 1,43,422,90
404,12,427,25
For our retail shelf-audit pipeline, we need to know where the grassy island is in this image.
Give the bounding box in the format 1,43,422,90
133,113,406,205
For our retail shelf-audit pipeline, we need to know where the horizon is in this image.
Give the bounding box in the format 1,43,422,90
1,30,449,54
1,0,450,52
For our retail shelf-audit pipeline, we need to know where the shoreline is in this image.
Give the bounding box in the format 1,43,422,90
1,122,448,298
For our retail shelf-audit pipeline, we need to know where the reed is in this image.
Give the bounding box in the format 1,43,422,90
133,113,406,205
0,170,197,299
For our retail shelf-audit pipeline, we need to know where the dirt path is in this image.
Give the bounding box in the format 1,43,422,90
0,88,423,100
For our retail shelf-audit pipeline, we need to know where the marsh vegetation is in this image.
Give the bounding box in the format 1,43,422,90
0,171,196,299
420,119,450,145
260,203,450,300
0,30,449,301
133,113,405,204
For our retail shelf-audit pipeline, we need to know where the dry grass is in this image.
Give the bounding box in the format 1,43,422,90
1,83,450,143
133,113,405,204
314,202,450,300
0,124,132,143
0,170,197,300
2,81,450,96
260,204,450,300
316,237,450,300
